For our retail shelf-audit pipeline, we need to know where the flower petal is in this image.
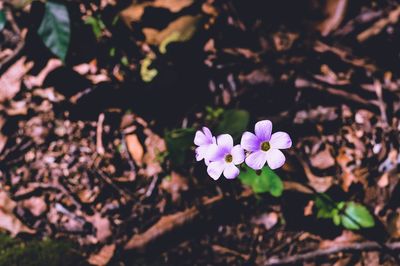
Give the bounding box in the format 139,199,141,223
223,164,240,179
208,144,226,162
207,160,225,180
266,149,286,169
231,145,245,165
217,134,233,152
255,120,272,141
195,146,207,161
194,130,207,146
205,143,219,161
240,132,260,152
202,127,213,140
270,132,292,149
245,150,268,170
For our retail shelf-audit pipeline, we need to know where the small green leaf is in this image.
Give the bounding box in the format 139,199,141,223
0,10,6,31
315,194,335,219
341,202,375,230
165,128,196,166
216,110,250,140
333,211,341,226
239,165,283,197
85,15,105,39
37,0,70,61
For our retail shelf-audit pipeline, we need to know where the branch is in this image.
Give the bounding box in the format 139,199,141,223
265,241,400,266
123,182,314,253
123,189,254,252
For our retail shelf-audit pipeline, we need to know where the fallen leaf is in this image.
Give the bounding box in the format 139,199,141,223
142,15,201,49
316,0,348,36
0,57,33,102
298,156,334,192
121,0,194,26
125,134,144,166
161,171,189,202
252,212,279,230
88,244,116,266
388,210,400,239
87,213,112,243
319,230,362,249
25,58,62,88
139,129,166,177
377,172,389,188
21,196,47,216
0,190,35,236
310,144,335,170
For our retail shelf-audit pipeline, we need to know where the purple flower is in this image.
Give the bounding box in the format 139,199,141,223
207,134,245,180
194,127,218,165
241,120,292,170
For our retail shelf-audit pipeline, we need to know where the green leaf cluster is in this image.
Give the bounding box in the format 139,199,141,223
239,165,283,197
84,15,105,39
315,194,375,230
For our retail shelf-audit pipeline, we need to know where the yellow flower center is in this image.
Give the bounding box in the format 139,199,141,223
225,154,233,163
261,141,270,151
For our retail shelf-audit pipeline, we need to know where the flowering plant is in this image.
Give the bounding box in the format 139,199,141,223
193,116,375,230
194,120,291,196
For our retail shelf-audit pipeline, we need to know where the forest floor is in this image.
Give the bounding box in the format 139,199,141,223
0,0,400,265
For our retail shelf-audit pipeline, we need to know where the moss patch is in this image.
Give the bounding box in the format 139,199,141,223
0,234,88,266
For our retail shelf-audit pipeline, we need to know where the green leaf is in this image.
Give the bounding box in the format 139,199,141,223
216,109,250,140
0,10,6,32
239,165,283,197
341,202,375,230
165,128,196,166
315,194,335,219
333,211,341,226
84,15,105,39
37,1,70,61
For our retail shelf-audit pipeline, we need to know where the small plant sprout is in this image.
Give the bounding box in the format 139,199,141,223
207,134,245,180
194,127,218,165
241,120,292,170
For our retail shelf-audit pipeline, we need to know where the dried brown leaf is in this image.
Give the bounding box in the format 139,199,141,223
0,191,35,236
21,196,47,216
121,0,194,26
316,0,348,36
161,171,189,202
87,213,112,243
310,145,335,170
125,134,144,166
0,57,33,103
139,129,166,177
88,244,116,266
142,15,201,47
252,212,279,230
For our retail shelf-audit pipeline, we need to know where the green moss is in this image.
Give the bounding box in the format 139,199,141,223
0,234,88,266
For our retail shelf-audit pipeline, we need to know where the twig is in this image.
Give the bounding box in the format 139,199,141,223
357,5,400,42
123,190,253,252
96,113,105,155
295,77,377,109
91,169,134,199
145,174,158,198
265,241,400,265
212,244,250,261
